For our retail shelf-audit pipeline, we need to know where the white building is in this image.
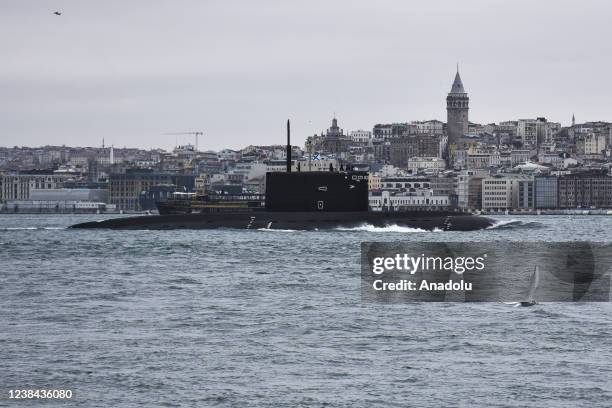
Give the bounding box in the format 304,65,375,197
481,175,533,210
582,133,607,156
349,130,372,144
369,190,450,210
2,200,114,213
407,157,446,173
412,120,445,136
0,173,75,201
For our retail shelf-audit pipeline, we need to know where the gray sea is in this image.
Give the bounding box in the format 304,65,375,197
1,214,612,407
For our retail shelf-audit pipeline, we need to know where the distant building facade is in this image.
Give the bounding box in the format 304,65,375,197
407,157,446,173
534,175,558,209
558,172,612,208
518,119,538,147
457,169,489,210
349,129,372,144
481,175,532,210
308,117,351,155
109,170,195,210
517,179,534,209
0,171,74,201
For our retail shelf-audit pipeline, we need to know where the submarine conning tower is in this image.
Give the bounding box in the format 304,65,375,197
265,119,369,212
286,119,291,173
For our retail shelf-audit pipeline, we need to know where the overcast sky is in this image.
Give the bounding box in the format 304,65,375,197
2,0,611,150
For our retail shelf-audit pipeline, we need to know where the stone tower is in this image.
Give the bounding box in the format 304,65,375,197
446,66,469,148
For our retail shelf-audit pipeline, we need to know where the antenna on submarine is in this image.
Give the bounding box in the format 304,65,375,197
286,119,292,173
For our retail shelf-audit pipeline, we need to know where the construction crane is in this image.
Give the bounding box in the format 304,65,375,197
164,131,203,152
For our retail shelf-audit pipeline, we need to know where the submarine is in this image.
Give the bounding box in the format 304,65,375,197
70,120,494,231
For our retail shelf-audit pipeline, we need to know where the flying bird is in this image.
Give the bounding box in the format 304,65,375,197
53,11,62,16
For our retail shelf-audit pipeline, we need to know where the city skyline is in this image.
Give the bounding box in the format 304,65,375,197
2,0,612,150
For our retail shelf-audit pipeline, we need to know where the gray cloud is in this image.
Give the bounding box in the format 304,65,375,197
1,0,611,150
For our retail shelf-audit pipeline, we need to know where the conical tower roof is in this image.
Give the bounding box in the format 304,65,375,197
450,69,465,94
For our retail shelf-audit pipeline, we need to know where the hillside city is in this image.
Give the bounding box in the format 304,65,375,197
1,69,612,214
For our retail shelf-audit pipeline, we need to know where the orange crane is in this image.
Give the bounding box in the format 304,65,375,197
164,131,203,152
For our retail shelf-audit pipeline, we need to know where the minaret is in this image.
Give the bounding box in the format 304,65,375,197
446,65,469,149
572,113,575,127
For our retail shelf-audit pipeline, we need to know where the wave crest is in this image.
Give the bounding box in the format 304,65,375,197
487,219,541,230
334,224,434,233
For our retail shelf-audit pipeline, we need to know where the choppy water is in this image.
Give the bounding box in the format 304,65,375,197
1,214,612,407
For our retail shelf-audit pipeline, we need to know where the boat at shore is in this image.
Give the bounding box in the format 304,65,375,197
70,120,494,231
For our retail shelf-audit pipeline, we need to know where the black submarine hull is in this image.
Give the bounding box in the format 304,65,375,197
70,211,494,231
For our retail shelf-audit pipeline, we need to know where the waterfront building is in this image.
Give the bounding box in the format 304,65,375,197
517,179,534,209
457,169,489,210
481,174,532,210
109,170,195,210
0,171,74,201
29,188,108,203
369,189,450,210
1,200,114,214
466,178,484,210
534,175,558,209
428,174,456,197
558,171,612,208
